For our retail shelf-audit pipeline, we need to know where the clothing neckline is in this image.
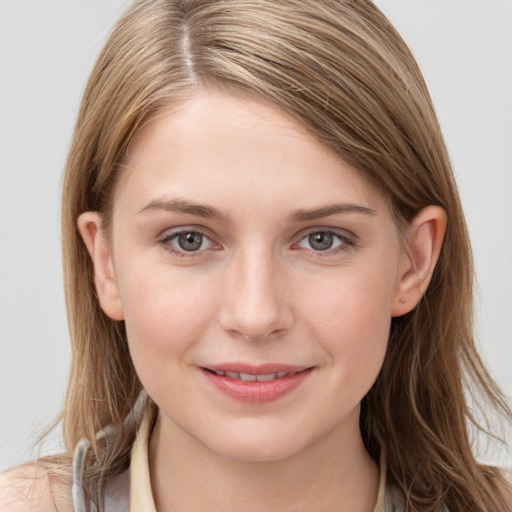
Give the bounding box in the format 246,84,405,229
129,411,388,512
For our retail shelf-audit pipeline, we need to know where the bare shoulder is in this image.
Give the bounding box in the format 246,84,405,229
0,464,58,512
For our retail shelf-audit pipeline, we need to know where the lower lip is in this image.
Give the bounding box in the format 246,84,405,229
201,368,313,404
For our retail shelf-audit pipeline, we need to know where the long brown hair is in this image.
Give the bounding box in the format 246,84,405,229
55,1,511,510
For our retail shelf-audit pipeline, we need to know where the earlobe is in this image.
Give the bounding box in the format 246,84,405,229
392,206,447,317
77,212,124,321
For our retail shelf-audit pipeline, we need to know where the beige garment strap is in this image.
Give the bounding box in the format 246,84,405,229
130,409,157,511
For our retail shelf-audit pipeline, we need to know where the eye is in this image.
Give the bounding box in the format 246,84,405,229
295,230,351,253
175,232,207,251
162,230,216,255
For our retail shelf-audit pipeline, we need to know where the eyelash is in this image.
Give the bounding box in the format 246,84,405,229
158,228,357,258
159,229,219,258
292,229,357,257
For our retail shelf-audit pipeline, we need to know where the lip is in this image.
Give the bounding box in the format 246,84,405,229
200,363,314,404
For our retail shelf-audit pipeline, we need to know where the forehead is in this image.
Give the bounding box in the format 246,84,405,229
125,88,325,168
115,89,389,218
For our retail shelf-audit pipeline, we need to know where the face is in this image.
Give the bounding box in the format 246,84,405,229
96,90,410,462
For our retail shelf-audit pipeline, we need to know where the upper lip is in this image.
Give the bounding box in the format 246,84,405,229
202,363,311,375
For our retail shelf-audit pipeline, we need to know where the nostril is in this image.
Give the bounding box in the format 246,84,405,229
226,326,289,342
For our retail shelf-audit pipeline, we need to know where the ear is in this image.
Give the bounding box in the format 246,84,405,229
77,212,124,321
392,206,447,317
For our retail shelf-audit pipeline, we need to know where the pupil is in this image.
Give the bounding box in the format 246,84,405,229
309,232,333,251
178,232,203,251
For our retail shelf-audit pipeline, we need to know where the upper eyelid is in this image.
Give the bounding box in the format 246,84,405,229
157,226,357,247
295,226,356,242
159,227,218,248
291,228,359,254
158,225,216,241
159,229,220,258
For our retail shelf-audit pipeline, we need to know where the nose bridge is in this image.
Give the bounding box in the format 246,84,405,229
219,242,291,341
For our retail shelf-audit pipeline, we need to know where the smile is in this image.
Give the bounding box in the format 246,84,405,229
200,364,313,404
211,370,300,381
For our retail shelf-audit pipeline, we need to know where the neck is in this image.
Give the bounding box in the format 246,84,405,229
149,410,380,512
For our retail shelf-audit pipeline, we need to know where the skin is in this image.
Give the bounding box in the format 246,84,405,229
78,89,446,512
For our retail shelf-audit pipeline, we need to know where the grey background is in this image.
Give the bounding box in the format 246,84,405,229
1,0,511,469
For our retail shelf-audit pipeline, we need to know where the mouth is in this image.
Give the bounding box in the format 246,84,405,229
200,364,313,404
204,368,303,382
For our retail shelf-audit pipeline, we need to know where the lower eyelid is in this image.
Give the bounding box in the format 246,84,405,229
158,228,356,257
296,230,354,249
159,229,222,256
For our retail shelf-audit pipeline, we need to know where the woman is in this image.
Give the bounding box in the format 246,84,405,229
1,1,510,511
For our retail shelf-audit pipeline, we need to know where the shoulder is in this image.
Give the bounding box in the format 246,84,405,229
0,464,58,512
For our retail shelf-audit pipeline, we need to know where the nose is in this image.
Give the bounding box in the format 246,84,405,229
218,247,293,342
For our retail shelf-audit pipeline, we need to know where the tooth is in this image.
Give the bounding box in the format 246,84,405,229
256,373,276,382
276,372,288,378
225,371,239,379
239,372,257,382
215,370,225,376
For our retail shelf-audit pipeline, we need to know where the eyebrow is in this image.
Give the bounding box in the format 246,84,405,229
288,203,376,221
138,199,229,222
138,199,375,222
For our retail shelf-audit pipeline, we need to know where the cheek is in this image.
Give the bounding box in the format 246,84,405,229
303,261,395,329
301,265,395,382
117,264,220,373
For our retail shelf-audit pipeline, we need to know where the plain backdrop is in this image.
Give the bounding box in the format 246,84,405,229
0,0,511,470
